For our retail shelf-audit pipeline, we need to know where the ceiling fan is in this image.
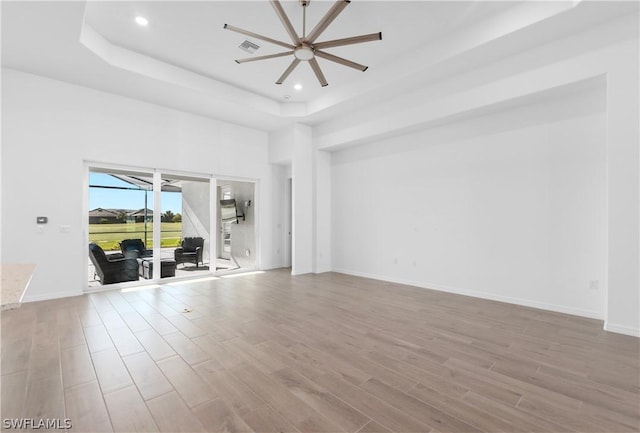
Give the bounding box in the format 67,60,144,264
224,0,382,87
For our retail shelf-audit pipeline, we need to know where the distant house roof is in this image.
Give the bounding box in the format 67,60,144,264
89,208,154,218
88,208,119,217
128,208,154,217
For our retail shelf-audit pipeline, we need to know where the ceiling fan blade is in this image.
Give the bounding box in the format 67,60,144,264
269,1,300,45
224,24,295,50
308,58,328,87
235,51,293,64
276,59,301,85
315,50,367,71
306,0,350,43
313,32,382,50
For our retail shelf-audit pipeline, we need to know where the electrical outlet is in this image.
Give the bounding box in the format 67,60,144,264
589,280,599,290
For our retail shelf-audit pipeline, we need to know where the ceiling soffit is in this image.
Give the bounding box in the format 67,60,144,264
3,1,637,131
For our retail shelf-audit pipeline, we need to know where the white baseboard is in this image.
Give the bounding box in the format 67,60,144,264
22,289,82,303
292,266,313,276
314,266,332,274
260,261,283,271
604,322,640,337
261,263,292,271
332,268,604,320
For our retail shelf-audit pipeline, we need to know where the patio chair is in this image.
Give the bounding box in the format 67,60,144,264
119,238,153,258
89,243,139,284
174,237,204,268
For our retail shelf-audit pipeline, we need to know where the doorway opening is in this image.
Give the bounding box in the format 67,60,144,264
216,180,256,271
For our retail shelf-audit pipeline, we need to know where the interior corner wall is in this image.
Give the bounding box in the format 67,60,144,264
265,163,288,269
268,128,294,165
604,38,640,336
314,149,331,273
291,123,313,275
331,94,608,320
267,127,293,270
1,68,276,301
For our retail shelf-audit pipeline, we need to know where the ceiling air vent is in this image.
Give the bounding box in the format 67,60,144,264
238,40,260,54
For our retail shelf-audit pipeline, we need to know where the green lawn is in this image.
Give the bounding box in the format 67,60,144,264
89,222,182,251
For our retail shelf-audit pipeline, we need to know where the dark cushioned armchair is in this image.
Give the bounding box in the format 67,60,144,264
119,238,153,258
89,243,139,284
174,237,204,268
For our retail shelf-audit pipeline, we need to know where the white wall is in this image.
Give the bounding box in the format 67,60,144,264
604,40,640,335
314,150,331,273
331,91,608,319
267,130,293,269
291,124,314,275
267,164,289,269
1,68,283,301
269,128,294,165
269,126,331,274
324,14,639,336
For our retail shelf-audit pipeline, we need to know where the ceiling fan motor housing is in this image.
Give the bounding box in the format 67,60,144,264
294,45,315,60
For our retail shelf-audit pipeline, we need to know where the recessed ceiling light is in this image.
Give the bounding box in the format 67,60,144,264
135,16,149,26
294,84,303,91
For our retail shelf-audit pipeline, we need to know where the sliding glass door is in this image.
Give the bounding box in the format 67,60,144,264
86,164,258,289
88,168,155,287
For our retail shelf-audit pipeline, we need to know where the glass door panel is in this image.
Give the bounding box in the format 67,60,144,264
88,168,154,287
161,174,211,277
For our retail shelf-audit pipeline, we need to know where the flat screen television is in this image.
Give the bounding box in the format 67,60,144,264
220,199,238,224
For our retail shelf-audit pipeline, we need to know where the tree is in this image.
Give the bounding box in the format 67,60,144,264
172,213,182,223
162,210,175,222
116,211,127,223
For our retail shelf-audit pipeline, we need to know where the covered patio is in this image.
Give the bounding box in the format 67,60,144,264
88,171,221,287
88,246,237,287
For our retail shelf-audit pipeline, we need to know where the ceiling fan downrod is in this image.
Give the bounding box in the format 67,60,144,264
300,0,310,39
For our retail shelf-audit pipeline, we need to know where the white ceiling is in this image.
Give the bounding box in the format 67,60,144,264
82,1,518,102
2,1,637,131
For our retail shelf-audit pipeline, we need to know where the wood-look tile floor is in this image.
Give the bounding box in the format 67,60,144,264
1,269,638,432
